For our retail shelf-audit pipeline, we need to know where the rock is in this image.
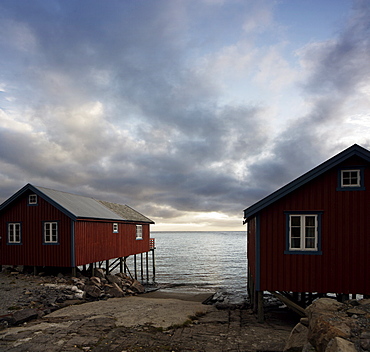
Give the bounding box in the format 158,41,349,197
105,283,125,298
300,317,309,327
84,284,102,298
89,276,102,287
106,274,122,287
284,323,309,352
12,308,39,325
346,308,366,316
130,280,145,293
93,268,105,279
325,337,356,352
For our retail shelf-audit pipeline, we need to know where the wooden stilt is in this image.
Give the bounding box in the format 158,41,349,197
72,267,77,277
257,291,264,323
134,255,137,280
33,266,38,276
146,252,149,283
105,260,109,274
120,257,123,273
140,253,144,281
152,249,156,281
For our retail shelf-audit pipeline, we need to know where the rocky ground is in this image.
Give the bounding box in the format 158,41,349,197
0,267,298,351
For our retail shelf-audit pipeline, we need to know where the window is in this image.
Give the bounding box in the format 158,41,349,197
44,222,58,244
341,170,360,187
136,225,143,240
28,194,38,205
337,167,365,191
113,223,119,233
8,223,21,244
285,212,322,254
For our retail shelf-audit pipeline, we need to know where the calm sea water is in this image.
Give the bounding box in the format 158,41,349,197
147,231,248,303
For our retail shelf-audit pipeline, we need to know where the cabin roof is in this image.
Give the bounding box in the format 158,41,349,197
243,144,370,222
0,184,154,223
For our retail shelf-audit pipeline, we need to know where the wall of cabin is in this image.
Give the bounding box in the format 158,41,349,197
256,156,370,295
73,221,151,266
0,191,72,267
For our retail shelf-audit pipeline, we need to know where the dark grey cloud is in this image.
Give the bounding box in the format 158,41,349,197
0,0,369,228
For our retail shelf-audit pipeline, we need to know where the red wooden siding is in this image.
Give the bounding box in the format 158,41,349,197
247,217,256,283
74,221,151,266
254,156,370,295
0,192,72,267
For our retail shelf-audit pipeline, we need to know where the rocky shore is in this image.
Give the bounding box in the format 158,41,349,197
0,267,297,351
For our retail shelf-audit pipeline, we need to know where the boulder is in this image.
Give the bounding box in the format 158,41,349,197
325,337,356,352
105,283,125,298
12,309,39,325
130,279,145,293
89,277,102,287
284,323,309,352
106,274,122,287
93,268,105,279
84,284,102,298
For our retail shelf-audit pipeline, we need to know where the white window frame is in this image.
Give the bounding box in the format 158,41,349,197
8,223,21,244
341,169,361,188
44,222,58,243
28,194,38,205
289,214,318,251
113,223,119,233
136,225,143,240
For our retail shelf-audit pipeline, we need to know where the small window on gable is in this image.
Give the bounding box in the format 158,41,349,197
113,223,119,233
341,170,360,187
337,167,365,191
136,225,143,240
28,194,37,205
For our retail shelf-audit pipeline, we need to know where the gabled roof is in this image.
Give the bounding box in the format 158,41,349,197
243,144,370,222
0,184,154,223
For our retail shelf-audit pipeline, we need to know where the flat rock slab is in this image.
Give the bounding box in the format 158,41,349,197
47,296,215,328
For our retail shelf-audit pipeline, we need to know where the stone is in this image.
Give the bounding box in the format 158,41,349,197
306,298,343,316
284,322,309,352
300,317,309,326
12,308,39,325
89,277,102,287
130,280,145,293
93,268,105,279
84,284,102,298
106,274,122,287
105,283,125,298
346,308,366,316
325,337,356,352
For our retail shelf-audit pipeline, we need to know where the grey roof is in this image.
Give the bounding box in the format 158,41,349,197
243,144,370,222
0,184,154,223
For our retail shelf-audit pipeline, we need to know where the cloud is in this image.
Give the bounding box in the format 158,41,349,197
0,1,369,230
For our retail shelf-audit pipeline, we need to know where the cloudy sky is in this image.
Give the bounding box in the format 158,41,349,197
0,0,369,231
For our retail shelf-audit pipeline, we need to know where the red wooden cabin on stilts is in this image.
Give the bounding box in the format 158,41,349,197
0,184,155,279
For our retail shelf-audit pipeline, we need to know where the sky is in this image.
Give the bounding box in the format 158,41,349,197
0,0,369,232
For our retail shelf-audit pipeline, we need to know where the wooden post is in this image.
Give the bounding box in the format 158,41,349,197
134,255,137,280
105,260,109,274
257,291,264,323
33,266,38,276
146,252,149,283
120,257,123,273
140,253,144,281
152,249,156,281
72,267,77,277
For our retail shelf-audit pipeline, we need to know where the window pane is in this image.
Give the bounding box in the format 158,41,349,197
291,238,300,248
305,227,316,238
305,238,315,248
291,227,301,237
291,216,301,226
305,216,316,226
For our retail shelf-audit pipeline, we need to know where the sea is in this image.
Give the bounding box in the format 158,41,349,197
129,231,248,304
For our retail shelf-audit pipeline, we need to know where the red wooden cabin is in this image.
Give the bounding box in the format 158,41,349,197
243,144,370,320
0,184,155,276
